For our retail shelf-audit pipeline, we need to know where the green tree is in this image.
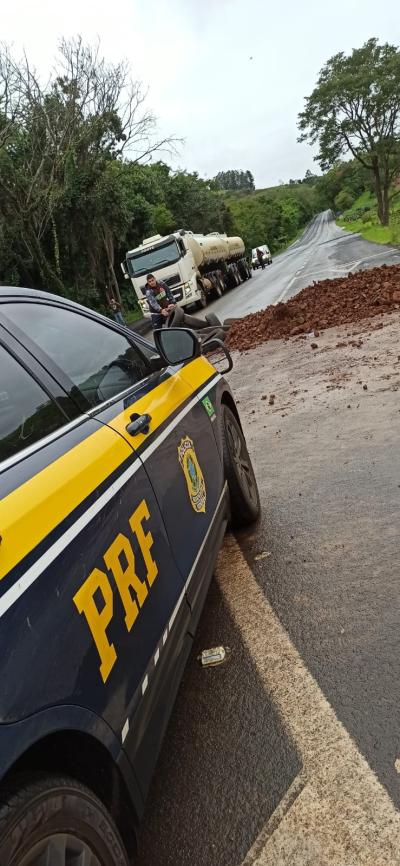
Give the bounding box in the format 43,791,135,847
314,160,372,211
298,39,400,225
334,189,355,212
166,171,234,233
0,38,177,303
214,169,255,191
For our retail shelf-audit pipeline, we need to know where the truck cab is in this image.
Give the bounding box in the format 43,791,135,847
122,233,201,316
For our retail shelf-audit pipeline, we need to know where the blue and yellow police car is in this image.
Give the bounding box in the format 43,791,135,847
0,287,260,865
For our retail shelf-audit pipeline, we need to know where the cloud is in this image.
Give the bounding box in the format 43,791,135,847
2,0,399,186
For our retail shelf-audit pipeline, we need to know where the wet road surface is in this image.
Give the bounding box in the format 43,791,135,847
135,229,400,865
136,579,301,866
201,210,400,321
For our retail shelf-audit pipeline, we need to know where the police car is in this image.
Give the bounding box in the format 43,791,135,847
0,287,260,865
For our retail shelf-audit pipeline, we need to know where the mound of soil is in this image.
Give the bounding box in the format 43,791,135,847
227,264,400,352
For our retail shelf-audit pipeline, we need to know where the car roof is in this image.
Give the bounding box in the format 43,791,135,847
0,285,89,308
0,286,152,349
0,285,114,322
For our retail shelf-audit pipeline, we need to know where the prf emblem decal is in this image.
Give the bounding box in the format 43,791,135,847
178,435,206,514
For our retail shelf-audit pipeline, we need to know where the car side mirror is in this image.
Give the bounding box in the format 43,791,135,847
201,338,233,374
120,260,129,280
153,327,201,366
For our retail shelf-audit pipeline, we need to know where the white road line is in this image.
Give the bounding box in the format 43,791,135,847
275,268,304,304
216,536,400,866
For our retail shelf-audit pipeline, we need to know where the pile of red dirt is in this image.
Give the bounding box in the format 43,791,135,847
227,264,400,352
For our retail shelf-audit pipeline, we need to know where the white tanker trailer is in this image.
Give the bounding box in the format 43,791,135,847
121,229,251,314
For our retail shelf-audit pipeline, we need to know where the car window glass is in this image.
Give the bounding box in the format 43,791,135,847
0,346,66,463
3,304,149,409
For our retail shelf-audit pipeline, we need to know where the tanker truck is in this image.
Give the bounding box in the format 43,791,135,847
121,229,251,315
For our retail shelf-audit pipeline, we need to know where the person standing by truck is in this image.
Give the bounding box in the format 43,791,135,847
256,248,265,270
108,296,125,325
145,274,176,329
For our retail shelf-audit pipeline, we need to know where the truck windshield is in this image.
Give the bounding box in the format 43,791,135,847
127,240,181,277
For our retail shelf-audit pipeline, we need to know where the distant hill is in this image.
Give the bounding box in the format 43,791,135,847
223,182,319,254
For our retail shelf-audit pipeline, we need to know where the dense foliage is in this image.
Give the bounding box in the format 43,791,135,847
226,177,319,253
3,37,394,319
0,40,234,313
313,159,373,212
298,39,400,226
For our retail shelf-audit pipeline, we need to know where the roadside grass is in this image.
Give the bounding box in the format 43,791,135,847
337,190,400,246
124,307,143,325
337,219,394,244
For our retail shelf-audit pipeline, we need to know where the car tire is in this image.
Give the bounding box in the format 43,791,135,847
221,405,260,526
0,774,131,866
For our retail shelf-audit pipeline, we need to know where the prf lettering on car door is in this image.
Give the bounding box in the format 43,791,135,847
73,499,158,683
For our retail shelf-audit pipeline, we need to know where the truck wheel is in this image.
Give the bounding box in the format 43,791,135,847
237,261,248,282
213,276,224,299
0,775,131,866
221,405,260,526
196,285,207,309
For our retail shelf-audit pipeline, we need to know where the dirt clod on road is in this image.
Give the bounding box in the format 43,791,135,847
227,264,400,352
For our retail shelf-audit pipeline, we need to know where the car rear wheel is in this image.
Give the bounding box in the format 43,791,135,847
221,405,260,526
0,775,131,866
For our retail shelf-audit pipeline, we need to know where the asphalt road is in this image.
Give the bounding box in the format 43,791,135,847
135,220,400,865
201,209,400,321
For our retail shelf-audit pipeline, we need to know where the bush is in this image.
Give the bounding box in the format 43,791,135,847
335,189,355,212
361,210,375,224
345,205,371,221
390,212,400,244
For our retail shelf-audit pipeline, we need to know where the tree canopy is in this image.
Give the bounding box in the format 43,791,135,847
0,39,234,312
214,169,255,191
0,39,323,316
298,39,400,225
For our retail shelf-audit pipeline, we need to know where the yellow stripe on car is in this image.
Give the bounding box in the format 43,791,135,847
103,357,216,445
0,358,216,582
0,424,132,582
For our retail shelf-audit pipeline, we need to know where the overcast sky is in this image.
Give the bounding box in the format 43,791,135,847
2,0,399,187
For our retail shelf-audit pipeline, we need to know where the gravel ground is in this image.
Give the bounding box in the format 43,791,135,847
137,311,400,866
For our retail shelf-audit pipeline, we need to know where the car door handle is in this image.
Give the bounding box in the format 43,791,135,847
126,413,152,436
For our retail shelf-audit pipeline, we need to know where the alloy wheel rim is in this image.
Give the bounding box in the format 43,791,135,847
18,833,103,866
